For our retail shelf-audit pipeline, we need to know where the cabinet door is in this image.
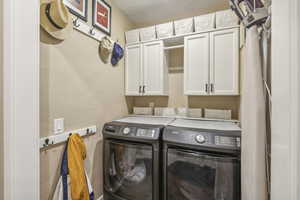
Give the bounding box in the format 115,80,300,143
184,33,210,95
125,44,142,96
210,28,239,95
143,41,167,95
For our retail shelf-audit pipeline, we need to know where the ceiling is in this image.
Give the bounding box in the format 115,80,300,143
113,0,229,27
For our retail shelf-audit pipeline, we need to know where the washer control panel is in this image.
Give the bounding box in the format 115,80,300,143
104,124,158,138
215,136,240,148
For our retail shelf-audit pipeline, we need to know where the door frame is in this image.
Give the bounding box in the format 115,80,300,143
271,0,300,199
1,0,300,199
3,0,40,199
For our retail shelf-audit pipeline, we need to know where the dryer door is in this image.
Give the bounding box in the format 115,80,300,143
166,148,240,200
104,140,153,200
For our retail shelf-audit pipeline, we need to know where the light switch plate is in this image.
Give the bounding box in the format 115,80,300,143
149,102,155,108
54,118,64,134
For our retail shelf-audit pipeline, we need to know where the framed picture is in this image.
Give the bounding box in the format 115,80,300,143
92,0,112,36
63,0,88,22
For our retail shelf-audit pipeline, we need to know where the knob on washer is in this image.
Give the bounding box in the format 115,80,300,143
123,127,130,135
195,134,206,144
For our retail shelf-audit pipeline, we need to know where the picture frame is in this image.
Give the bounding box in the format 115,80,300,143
92,0,112,36
63,0,88,22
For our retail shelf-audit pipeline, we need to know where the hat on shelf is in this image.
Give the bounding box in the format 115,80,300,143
111,42,124,66
99,36,114,63
40,0,73,40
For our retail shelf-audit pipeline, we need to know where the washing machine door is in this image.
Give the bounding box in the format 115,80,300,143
104,140,153,200
166,148,240,200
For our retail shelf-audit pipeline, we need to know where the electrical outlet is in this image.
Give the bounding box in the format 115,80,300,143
54,118,64,134
149,102,155,108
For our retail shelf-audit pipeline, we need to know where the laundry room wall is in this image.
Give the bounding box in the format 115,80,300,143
132,4,241,120
39,0,135,199
0,0,4,198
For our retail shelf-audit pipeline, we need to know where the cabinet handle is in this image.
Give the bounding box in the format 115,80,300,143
205,84,209,93
139,86,142,93
210,84,214,93
142,85,146,93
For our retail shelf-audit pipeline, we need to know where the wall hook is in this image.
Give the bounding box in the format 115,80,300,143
43,138,50,147
89,28,95,36
73,18,80,28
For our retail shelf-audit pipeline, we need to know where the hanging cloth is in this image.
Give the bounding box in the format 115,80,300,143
52,134,94,200
241,26,267,200
261,25,271,200
68,134,93,200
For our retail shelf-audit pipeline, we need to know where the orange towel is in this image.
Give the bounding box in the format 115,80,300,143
67,134,90,200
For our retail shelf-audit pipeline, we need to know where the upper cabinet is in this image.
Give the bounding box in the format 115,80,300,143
184,33,210,95
184,27,239,96
125,41,168,96
125,44,142,96
210,28,239,95
125,26,240,97
143,41,168,95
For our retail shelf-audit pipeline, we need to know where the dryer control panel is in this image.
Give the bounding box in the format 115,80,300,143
163,126,241,152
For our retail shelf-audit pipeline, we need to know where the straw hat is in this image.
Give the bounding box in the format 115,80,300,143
99,36,114,63
40,0,73,40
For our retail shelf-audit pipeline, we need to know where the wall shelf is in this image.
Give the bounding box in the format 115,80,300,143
164,45,184,50
126,25,240,48
169,67,184,72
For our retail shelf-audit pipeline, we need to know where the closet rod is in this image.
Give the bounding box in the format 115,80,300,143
164,45,184,50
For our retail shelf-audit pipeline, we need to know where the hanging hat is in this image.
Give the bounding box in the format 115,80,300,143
99,36,114,63
40,0,73,40
111,43,124,66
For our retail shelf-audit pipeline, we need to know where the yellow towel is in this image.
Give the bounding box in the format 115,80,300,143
67,134,90,200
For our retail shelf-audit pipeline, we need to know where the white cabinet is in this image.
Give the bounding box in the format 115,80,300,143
210,28,239,95
184,28,239,96
184,33,210,95
143,41,168,95
125,44,142,96
125,41,168,96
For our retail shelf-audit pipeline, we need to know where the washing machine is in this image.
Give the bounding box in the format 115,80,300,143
162,119,241,200
102,116,175,200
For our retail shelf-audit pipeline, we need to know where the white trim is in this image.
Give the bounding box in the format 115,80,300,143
289,0,300,198
3,0,40,199
271,0,300,199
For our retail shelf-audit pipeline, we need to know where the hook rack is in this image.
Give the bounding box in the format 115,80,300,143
40,125,97,149
72,17,114,43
